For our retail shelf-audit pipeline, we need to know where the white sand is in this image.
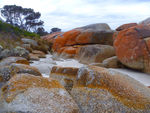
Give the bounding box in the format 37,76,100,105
110,68,150,86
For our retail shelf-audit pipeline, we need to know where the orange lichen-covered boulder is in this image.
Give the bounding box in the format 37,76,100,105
71,66,150,113
0,74,80,113
116,23,137,31
113,23,137,41
58,46,80,58
114,24,150,73
53,23,114,52
42,32,63,43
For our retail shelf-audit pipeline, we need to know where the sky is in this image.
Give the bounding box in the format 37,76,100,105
0,0,150,32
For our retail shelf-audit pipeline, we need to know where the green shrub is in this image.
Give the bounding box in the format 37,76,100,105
0,20,40,38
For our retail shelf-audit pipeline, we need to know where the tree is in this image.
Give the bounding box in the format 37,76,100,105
0,5,44,32
50,27,61,33
36,27,48,36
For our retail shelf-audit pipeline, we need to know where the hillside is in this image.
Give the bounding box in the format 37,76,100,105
0,20,39,48
0,20,52,53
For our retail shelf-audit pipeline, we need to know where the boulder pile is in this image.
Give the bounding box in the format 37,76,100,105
51,23,116,65
1,19,150,112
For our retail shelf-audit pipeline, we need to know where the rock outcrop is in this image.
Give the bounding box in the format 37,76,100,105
58,46,79,58
102,56,120,68
0,47,29,60
0,57,29,66
0,74,80,113
21,38,38,47
29,53,40,61
32,50,46,58
50,66,78,91
76,44,115,64
29,50,46,61
71,66,150,113
51,23,115,64
116,23,137,31
114,24,150,73
53,23,114,52
140,17,150,25
42,32,63,43
0,63,42,83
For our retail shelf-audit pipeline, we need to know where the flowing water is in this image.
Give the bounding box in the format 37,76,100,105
30,54,150,86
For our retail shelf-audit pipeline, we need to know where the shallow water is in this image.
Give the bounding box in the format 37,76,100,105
30,54,84,77
30,54,150,86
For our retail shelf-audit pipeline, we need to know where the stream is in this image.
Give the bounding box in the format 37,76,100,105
30,54,150,86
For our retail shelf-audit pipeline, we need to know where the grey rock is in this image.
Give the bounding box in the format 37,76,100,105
78,23,112,31
0,63,41,83
0,47,29,60
10,46,29,59
0,49,11,59
21,38,38,47
139,17,150,25
0,57,28,67
76,44,115,64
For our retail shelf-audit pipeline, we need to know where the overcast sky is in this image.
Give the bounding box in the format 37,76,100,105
0,0,150,31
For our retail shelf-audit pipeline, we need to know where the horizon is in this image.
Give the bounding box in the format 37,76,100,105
0,0,150,32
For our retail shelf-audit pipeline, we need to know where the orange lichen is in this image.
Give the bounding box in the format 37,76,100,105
2,74,63,103
42,32,62,43
114,24,150,71
76,32,92,44
74,66,150,110
51,66,78,77
53,29,80,52
62,47,78,55
116,23,137,31
16,59,29,65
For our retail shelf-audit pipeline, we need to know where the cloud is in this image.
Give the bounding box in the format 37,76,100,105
0,0,150,31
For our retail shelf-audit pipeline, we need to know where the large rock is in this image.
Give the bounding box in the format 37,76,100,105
10,63,42,76
58,46,80,58
29,53,40,61
0,74,80,113
116,23,137,31
53,23,114,52
32,50,46,58
76,44,115,64
71,66,150,113
29,50,46,60
0,49,11,59
102,56,120,68
140,17,150,25
114,24,150,73
21,38,38,47
0,57,29,66
0,63,42,83
50,66,78,91
10,46,29,59
0,47,29,60
42,32,63,43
